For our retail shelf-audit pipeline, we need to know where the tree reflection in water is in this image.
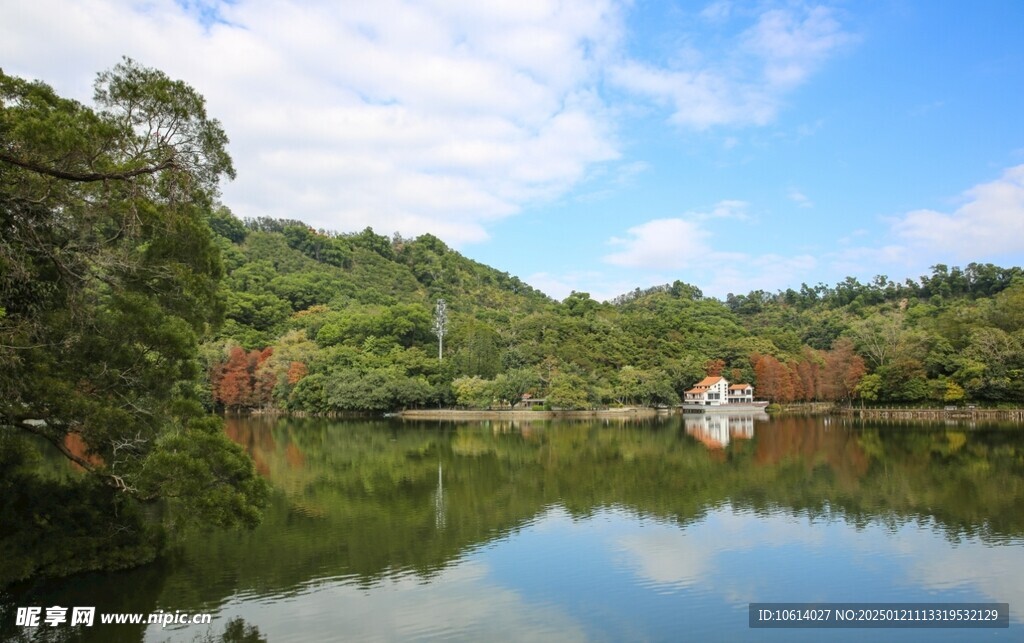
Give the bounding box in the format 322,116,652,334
3,414,1021,642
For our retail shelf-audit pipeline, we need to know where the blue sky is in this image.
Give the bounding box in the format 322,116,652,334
3,1,1023,300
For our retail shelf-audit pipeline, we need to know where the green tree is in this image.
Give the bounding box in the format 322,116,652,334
943,381,966,403
563,291,599,317
848,312,908,369
451,318,502,378
546,371,591,409
855,373,882,405
0,61,267,582
617,366,680,407
493,368,539,409
324,367,430,411
208,205,248,243
990,280,1024,332
960,326,1024,401
452,376,494,409
226,291,292,332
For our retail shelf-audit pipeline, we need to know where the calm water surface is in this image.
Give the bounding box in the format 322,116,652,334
4,414,1024,642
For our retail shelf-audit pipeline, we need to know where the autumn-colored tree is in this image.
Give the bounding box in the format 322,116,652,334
753,354,795,403
788,362,805,402
217,346,252,410
705,358,726,377
822,338,866,403
778,362,796,403
754,356,775,401
215,346,278,410
252,348,275,408
795,358,817,401
790,346,829,401
287,361,309,385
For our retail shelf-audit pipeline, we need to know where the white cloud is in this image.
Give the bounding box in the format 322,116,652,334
704,253,818,296
700,1,733,24
741,6,854,90
827,164,1024,282
526,270,639,303
611,160,652,186
608,61,776,129
0,1,857,252
609,5,854,129
701,199,750,220
829,244,910,277
892,164,1024,258
787,189,813,208
605,218,712,270
0,0,623,245
599,203,819,298
602,200,748,270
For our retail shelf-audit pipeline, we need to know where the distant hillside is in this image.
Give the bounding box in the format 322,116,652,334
202,209,1024,412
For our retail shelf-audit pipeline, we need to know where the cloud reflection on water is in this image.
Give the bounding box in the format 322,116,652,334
201,558,588,643
609,504,1023,614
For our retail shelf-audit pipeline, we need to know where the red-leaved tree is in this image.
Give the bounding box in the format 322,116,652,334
217,346,252,411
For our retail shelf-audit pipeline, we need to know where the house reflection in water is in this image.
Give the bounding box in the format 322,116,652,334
684,413,767,449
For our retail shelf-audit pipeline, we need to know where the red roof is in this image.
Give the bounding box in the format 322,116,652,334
691,376,723,389
686,376,727,395
729,384,751,390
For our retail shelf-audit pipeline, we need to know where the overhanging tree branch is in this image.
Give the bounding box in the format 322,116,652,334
15,421,148,494
0,151,176,182
17,421,99,474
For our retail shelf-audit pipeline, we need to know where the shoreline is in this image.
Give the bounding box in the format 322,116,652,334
840,407,1024,421
237,405,1024,422
397,407,661,420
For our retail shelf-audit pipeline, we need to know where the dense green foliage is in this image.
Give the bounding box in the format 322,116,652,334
730,266,1024,404
204,222,764,412
1,62,267,586
204,210,1024,411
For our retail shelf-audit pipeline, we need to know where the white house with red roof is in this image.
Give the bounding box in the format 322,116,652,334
684,376,729,405
684,376,755,406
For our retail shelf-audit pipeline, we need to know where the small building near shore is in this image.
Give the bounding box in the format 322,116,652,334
728,384,753,403
519,393,546,409
684,376,754,406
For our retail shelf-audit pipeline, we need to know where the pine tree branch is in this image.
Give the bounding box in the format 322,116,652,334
0,152,176,182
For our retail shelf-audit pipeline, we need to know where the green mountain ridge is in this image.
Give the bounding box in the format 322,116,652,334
204,210,1024,413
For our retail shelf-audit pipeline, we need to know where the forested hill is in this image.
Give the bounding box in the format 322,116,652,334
204,210,1024,412
208,210,550,347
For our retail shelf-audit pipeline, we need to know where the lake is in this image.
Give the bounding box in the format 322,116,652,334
3,414,1023,642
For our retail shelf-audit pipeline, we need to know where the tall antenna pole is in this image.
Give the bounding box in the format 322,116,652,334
433,298,447,362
